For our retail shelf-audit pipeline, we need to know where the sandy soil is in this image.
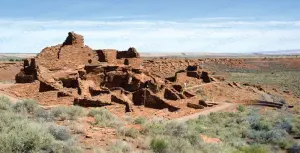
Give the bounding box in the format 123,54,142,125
0,62,22,81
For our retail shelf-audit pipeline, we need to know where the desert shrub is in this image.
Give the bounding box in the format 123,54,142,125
183,106,299,152
110,140,132,153
184,132,203,148
0,119,54,153
69,122,86,134
134,116,147,125
13,99,38,114
141,119,166,136
88,107,111,117
235,145,271,153
48,124,72,141
0,96,12,110
117,127,139,138
150,137,169,153
167,137,195,153
51,105,86,120
250,119,272,131
33,107,54,122
51,106,69,120
123,115,133,123
164,121,188,137
89,108,121,127
0,100,82,153
50,140,83,153
237,105,246,112
288,144,300,153
94,114,122,128
93,147,106,153
68,106,86,119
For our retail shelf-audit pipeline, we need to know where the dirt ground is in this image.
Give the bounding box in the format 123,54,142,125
0,56,299,152
0,62,22,82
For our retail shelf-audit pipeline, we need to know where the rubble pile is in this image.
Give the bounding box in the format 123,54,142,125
15,32,216,112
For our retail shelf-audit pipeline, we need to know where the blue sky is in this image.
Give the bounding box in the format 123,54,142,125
0,0,300,53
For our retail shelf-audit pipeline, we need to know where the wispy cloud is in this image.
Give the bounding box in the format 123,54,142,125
0,18,300,53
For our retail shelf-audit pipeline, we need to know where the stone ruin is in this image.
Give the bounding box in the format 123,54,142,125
15,32,215,112
166,65,214,83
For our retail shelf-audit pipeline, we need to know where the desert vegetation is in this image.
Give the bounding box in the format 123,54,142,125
2,94,300,153
0,96,83,153
90,105,299,153
0,56,24,62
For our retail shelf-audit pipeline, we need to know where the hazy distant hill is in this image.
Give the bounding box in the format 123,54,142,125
253,49,300,55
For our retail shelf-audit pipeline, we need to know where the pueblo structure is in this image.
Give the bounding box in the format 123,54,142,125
15,32,216,112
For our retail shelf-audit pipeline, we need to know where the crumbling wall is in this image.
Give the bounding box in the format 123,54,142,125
95,47,141,67
36,32,99,70
62,32,84,47
117,47,140,59
164,88,181,100
96,49,117,63
132,88,179,111
171,66,213,83
15,58,37,83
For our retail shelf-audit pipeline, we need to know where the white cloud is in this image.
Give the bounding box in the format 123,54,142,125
0,18,300,53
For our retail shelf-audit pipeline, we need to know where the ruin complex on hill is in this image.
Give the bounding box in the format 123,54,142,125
15,32,215,112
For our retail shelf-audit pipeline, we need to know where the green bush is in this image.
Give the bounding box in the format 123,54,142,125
167,137,195,153
117,127,139,138
235,145,271,153
13,99,38,114
0,96,12,110
51,105,86,120
184,133,203,148
237,105,246,112
88,107,111,117
164,122,188,137
48,124,71,141
0,100,83,153
141,120,166,136
50,140,83,153
89,108,121,128
110,140,131,153
150,137,169,153
134,117,147,125
0,119,54,153
33,107,54,122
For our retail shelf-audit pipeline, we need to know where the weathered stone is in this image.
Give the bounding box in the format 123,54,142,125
62,32,84,47
199,100,208,107
35,32,99,70
164,88,181,100
74,98,111,107
172,84,183,92
183,91,195,98
187,71,200,79
111,93,133,112
132,89,179,111
187,103,204,109
96,49,117,63
15,72,36,83
186,65,199,71
117,47,140,59
201,71,211,83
